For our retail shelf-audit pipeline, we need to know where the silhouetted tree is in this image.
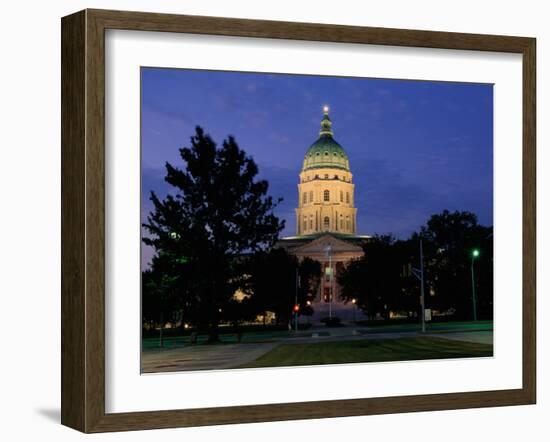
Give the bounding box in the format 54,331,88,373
338,235,405,318
297,257,322,317
420,210,493,319
143,126,284,342
142,251,190,328
245,249,321,324
338,211,493,321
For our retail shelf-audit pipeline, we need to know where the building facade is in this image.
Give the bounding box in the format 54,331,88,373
278,107,369,322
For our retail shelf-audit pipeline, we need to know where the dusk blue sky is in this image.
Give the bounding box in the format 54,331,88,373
141,67,493,269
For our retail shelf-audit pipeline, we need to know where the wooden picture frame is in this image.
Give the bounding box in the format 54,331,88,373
61,8,536,433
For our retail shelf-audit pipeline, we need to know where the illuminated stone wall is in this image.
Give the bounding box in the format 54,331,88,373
295,168,357,235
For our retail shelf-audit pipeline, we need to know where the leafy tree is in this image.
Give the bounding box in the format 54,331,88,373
420,210,493,319
143,126,284,341
337,211,493,321
338,235,406,319
297,257,322,316
142,250,190,328
245,249,321,324
142,269,173,328
337,258,369,312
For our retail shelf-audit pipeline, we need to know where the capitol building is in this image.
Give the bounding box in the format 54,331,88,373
277,106,369,321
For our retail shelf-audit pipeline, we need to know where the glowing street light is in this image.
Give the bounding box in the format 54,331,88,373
471,249,480,321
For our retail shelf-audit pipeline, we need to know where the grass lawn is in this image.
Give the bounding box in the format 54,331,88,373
142,320,493,350
142,329,293,350
239,336,493,369
363,320,493,334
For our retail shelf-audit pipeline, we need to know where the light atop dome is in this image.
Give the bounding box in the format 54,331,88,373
323,105,330,113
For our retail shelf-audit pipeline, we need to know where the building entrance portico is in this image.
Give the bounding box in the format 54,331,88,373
278,233,367,322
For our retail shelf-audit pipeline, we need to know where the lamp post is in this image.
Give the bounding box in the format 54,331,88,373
324,245,333,320
408,238,426,333
419,239,425,333
294,267,299,332
351,298,357,323
471,249,480,321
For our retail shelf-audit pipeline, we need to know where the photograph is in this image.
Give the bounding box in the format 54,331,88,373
140,67,494,373
0,0,542,438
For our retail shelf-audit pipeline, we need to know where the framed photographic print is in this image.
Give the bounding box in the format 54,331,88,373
61,9,536,433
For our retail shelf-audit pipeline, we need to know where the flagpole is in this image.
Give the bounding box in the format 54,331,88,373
295,267,299,332
329,247,332,320
420,238,426,333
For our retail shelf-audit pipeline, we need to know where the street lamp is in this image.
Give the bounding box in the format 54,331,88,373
351,298,357,323
471,249,480,321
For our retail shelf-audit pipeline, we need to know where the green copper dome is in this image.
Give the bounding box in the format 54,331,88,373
302,108,350,172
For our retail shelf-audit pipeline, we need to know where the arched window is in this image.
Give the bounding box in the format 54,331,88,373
323,216,330,230
309,215,313,230
309,190,313,202
303,192,307,204
323,190,330,201
346,192,350,204
340,190,343,202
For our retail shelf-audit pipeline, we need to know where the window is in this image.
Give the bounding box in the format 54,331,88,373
324,174,329,179
346,216,350,230
335,175,339,180
340,190,343,202
309,216,313,230
323,216,330,230
304,216,307,230
303,192,307,204
340,215,344,229
346,192,350,204
309,191,313,202
323,190,330,201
